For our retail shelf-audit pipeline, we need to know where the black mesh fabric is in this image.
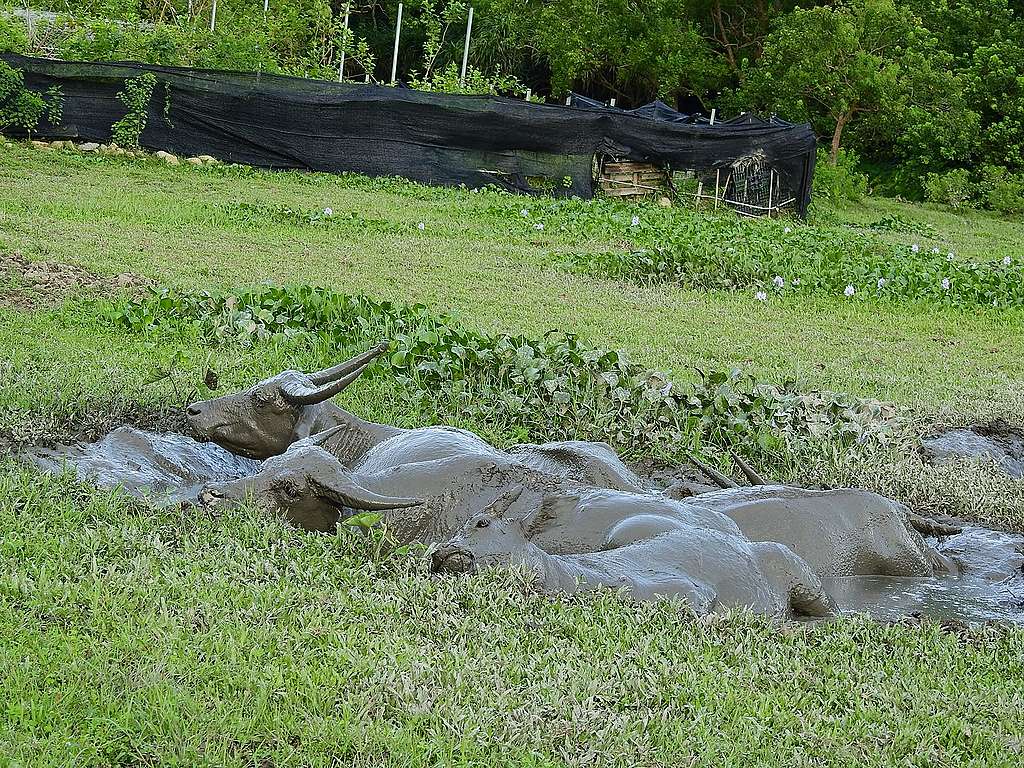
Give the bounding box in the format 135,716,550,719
4,53,817,214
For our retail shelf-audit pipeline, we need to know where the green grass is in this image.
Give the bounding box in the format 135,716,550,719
2,143,1024,766
1,143,1022,413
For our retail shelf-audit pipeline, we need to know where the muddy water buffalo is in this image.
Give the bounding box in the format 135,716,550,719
431,488,837,619
185,344,651,491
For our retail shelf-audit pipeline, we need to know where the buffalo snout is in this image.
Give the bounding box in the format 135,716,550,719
431,545,476,574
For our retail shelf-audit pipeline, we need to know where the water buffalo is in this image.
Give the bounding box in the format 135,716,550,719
430,488,838,620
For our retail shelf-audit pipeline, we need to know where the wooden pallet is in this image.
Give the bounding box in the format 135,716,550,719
598,161,667,198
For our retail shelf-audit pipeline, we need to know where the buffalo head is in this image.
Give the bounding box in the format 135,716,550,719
430,486,529,574
199,442,422,532
186,343,387,459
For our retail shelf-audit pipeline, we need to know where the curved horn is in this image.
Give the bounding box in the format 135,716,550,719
282,363,370,406
308,342,389,385
729,450,766,486
310,474,423,511
685,453,737,489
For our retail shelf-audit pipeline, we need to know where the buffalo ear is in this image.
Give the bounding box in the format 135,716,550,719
523,493,579,537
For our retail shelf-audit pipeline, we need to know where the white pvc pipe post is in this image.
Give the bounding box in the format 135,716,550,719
210,0,217,31
609,97,616,107
263,0,268,15
390,3,403,85
525,88,531,101
709,108,716,125
460,6,474,86
338,5,350,82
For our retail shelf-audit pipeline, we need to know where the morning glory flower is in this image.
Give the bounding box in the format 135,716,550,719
844,285,855,297
784,226,792,234
323,207,333,216
631,215,640,227
417,222,425,230
948,251,956,259
932,247,941,254
521,209,529,217
911,244,920,253
791,278,801,286
534,222,544,230
1003,256,1012,266
773,275,785,288
941,277,951,291
755,290,767,301
877,277,887,288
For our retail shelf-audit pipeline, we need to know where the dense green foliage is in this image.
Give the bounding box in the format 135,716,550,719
0,59,60,134
2,0,1023,205
110,71,156,147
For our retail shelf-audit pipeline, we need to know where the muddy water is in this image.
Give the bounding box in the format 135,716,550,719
29,426,262,504
823,528,1024,622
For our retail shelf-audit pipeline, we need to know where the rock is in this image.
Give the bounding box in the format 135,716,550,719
197,155,217,164
31,140,51,149
79,142,100,152
658,196,672,207
154,150,180,165
922,426,1024,479
186,156,204,166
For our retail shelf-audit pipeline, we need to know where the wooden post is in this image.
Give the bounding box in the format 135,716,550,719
696,180,703,207
714,169,720,210
460,6,474,86
210,0,217,31
709,108,716,125
767,169,775,217
390,2,403,85
338,4,350,82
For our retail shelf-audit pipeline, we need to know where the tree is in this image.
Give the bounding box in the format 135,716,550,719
736,0,941,164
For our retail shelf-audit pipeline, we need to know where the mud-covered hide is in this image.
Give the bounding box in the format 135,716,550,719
432,499,835,620
685,485,954,578
28,426,262,503
507,440,650,492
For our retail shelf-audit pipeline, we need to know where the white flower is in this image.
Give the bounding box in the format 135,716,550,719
773,275,785,288
417,222,425,230
911,244,919,253
844,284,855,297
948,251,956,259
1003,255,1012,266
755,290,767,301
323,207,333,216
791,278,801,286
631,215,640,227
521,209,530,217
784,226,792,234
534,222,544,230
877,277,887,289
941,277,951,291
932,247,941,255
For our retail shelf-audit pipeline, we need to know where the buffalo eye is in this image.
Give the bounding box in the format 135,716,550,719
475,518,490,529
278,481,300,501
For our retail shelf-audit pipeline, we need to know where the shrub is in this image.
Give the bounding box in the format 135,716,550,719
924,169,976,209
979,165,1024,216
812,148,868,202
0,61,62,136
111,71,156,148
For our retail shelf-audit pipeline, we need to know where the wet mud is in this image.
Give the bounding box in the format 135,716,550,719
922,422,1024,479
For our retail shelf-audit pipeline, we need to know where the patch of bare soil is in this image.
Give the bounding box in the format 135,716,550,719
0,252,151,309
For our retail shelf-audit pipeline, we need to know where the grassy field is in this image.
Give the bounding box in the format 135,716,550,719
2,144,1024,766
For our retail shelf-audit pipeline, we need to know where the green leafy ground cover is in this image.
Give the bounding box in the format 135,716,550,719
2,144,1024,765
